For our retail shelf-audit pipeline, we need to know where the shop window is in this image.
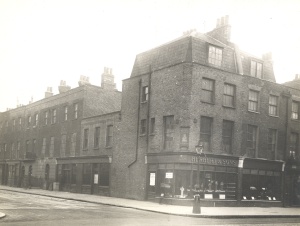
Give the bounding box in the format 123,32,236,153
140,119,147,135
83,128,89,150
292,101,299,120
150,118,155,134
222,120,233,154
142,86,148,102
202,78,215,104
200,116,212,152
242,169,281,201
250,60,263,78
106,125,113,147
163,115,175,150
94,127,100,148
247,125,258,158
269,95,278,116
99,163,109,186
83,163,92,185
290,133,299,158
268,129,277,160
208,45,222,66
49,137,54,157
248,90,259,112
223,83,235,107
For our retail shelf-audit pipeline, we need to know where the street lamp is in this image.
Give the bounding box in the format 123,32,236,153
193,142,204,214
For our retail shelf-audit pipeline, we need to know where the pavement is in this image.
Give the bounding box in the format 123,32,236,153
0,185,299,219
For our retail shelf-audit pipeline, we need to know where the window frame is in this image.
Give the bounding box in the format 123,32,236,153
223,83,236,108
64,106,68,121
247,125,258,157
292,101,299,120
83,128,89,150
106,125,113,147
51,109,57,124
269,95,279,116
267,129,277,160
142,86,149,102
248,90,259,112
94,127,101,149
202,78,215,104
200,116,213,152
222,120,234,154
163,115,175,150
208,45,223,67
250,60,263,79
140,119,147,135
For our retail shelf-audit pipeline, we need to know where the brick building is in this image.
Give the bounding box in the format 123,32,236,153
112,16,300,207
0,67,121,195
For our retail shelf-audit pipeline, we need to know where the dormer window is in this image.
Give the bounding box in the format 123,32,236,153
250,60,262,79
208,45,222,67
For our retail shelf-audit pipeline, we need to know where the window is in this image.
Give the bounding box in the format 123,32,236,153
27,116,31,127
13,119,16,129
223,83,235,107
268,129,277,160
11,143,14,159
106,125,113,147
45,111,49,125
19,117,22,130
60,134,67,157
35,113,39,126
222,120,234,154
142,86,148,102
247,125,258,158
42,138,46,156
208,45,222,66
16,141,20,159
94,127,100,148
150,118,155,134
202,78,215,103
70,133,76,156
164,115,175,150
99,163,109,186
82,163,92,185
52,109,56,124
26,140,30,152
64,106,68,121
269,95,278,116
74,103,78,119
140,119,147,135
4,143,7,152
292,101,299,120
250,60,263,78
200,117,213,152
83,128,89,150
49,137,54,157
248,90,259,112
290,133,299,158
32,139,36,153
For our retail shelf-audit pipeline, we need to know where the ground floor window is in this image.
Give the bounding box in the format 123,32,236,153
83,163,92,185
99,163,109,186
242,169,281,201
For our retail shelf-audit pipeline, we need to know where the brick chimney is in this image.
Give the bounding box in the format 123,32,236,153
58,80,71,93
206,15,231,43
101,67,116,90
78,75,90,86
45,87,53,98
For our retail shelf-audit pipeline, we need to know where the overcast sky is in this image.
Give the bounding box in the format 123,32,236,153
1,0,300,112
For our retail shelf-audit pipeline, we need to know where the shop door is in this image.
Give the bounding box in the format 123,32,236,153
61,165,71,191
45,164,50,189
91,164,99,195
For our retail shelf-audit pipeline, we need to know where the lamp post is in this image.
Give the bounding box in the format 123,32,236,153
193,143,204,214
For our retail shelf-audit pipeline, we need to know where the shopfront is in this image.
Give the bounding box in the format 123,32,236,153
284,158,300,206
146,153,284,207
56,156,111,196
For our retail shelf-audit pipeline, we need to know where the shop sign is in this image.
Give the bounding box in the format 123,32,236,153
150,173,155,186
191,156,237,166
165,172,173,179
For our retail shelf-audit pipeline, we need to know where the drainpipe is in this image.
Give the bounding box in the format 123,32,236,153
128,79,142,168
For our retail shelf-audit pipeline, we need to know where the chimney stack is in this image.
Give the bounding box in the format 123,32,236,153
45,87,53,98
58,80,71,93
101,67,116,90
78,75,90,86
206,15,231,42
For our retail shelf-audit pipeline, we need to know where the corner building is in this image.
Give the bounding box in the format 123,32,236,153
113,16,300,207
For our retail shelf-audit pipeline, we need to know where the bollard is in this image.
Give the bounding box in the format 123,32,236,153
192,194,201,214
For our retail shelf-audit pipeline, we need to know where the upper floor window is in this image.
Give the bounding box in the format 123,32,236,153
202,78,215,104
290,132,299,158
13,119,16,128
19,117,22,129
223,83,235,107
140,119,147,135
250,60,262,78
34,113,39,126
83,128,89,150
248,90,259,112
150,118,155,134
51,109,56,124
32,139,36,153
163,115,175,150
74,103,78,119
94,127,100,148
292,101,299,120
200,116,213,152
49,137,55,157
247,125,258,158
142,86,148,102
106,125,113,147
45,111,49,125
208,45,222,66
27,116,31,127
268,129,277,160
64,106,68,121
26,140,30,152
269,95,279,116
222,120,234,154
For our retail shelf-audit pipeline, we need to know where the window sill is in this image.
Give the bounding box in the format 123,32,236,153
141,101,148,104
269,114,279,118
139,134,146,137
201,101,215,105
222,105,236,109
248,110,260,114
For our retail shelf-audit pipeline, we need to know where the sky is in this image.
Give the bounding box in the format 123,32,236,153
1,0,300,112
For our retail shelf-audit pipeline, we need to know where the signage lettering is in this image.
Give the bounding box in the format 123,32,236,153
191,156,237,166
